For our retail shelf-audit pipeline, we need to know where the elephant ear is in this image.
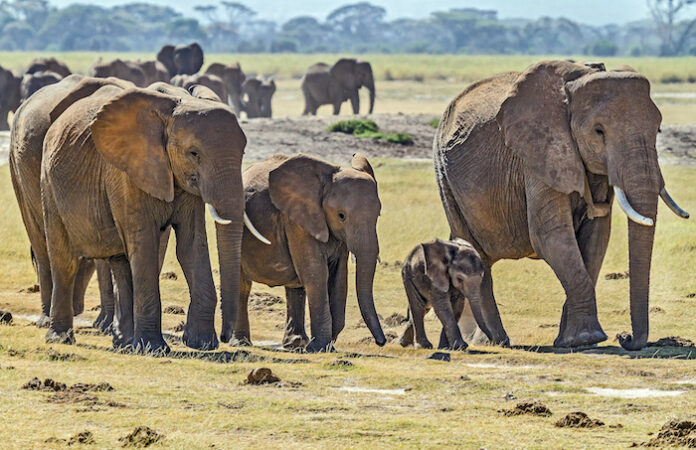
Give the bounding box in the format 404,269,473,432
190,43,204,74
268,154,339,243
157,45,176,77
331,58,358,89
90,88,179,202
189,84,222,103
351,152,376,181
496,60,590,195
421,239,454,293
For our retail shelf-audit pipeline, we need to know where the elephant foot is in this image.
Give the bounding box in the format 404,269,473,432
440,339,468,351
35,314,51,328
45,328,75,345
282,333,309,350
229,334,252,347
304,338,335,353
72,300,84,317
93,310,114,334
132,333,170,355
617,332,648,351
554,316,607,348
182,322,219,351
491,335,511,348
416,339,433,350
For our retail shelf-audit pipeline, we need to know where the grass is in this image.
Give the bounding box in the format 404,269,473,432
328,119,414,145
1,158,696,448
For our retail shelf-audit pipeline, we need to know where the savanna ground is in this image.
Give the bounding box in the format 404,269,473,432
0,53,695,448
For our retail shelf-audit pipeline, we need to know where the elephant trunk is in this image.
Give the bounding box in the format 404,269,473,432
366,78,375,115
349,231,386,346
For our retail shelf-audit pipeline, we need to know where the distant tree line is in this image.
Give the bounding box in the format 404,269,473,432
1,0,696,56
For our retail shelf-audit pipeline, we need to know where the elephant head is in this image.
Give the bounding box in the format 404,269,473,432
331,58,375,114
174,42,204,76
90,59,146,87
156,45,177,78
20,71,63,103
136,60,170,86
0,66,21,130
422,238,484,298
205,62,246,114
26,57,71,78
242,77,275,118
496,60,689,350
268,153,385,345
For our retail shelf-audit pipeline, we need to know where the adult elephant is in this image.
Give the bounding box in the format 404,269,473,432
90,59,146,87
301,58,375,116
26,57,71,78
170,74,227,106
433,60,689,350
205,62,245,115
234,153,386,352
242,76,275,118
157,43,204,77
0,65,21,130
20,71,63,103
135,61,170,86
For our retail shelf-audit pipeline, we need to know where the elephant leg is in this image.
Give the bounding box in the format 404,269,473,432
398,308,415,347
158,225,171,273
350,91,360,115
431,290,467,351
304,266,332,353
438,293,466,349
282,287,308,349
110,255,134,348
93,260,115,333
71,258,95,317
0,109,9,131
231,277,252,346
33,247,53,328
403,276,432,349
328,255,348,342
477,265,510,346
332,102,342,115
526,180,607,348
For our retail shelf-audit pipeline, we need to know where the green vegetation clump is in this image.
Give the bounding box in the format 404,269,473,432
328,119,414,145
661,73,684,84
428,118,440,129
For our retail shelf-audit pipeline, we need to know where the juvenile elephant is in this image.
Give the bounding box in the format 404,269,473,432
19,77,266,352
20,71,63,103
398,238,490,351
171,74,227,106
0,65,21,130
234,153,386,352
90,59,146,87
434,60,689,350
157,43,204,77
205,62,245,115
26,57,71,78
301,58,375,115
242,76,275,118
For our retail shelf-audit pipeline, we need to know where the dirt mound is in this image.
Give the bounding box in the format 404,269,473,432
249,292,284,311
501,401,552,417
0,310,12,324
69,431,95,445
44,348,87,362
119,426,164,448
23,377,66,392
19,284,40,293
605,272,629,280
357,331,397,344
555,412,604,428
639,420,696,447
160,271,177,280
649,336,695,347
384,312,407,327
163,305,185,315
90,304,101,311
328,359,354,368
246,367,280,385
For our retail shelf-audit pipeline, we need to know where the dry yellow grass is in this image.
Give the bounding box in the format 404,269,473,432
1,158,696,448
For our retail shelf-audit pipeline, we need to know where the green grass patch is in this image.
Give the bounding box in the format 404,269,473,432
428,117,440,128
328,119,414,145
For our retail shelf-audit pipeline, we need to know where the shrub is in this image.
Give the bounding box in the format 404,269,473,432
327,119,379,135
584,39,618,57
429,118,440,129
661,74,684,84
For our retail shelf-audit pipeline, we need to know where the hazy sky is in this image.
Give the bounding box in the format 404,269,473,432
48,0,660,25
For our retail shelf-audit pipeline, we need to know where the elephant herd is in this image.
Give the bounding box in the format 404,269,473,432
5,57,690,356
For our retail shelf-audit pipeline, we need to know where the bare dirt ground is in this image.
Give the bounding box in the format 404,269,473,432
2,116,694,166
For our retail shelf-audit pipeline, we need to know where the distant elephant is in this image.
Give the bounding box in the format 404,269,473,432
398,238,490,351
235,153,386,352
20,71,63,103
171,74,227,106
0,65,21,130
242,76,275,118
434,60,689,350
13,76,267,352
26,57,71,78
90,59,146,87
205,62,245,115
157,43,204,77
301,58,375,115
135,60,170,86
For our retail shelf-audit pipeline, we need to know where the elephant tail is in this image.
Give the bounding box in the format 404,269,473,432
30,247,37,275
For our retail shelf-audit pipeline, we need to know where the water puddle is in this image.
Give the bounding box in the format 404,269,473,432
673,379,696,385
586,387,686,399
334,386,407,396
464,363,537,370
12,313,93,328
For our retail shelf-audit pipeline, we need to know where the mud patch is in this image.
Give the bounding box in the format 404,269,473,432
427,352,451,362
43,347,87,362
327,359,355,368
587,387,686,399
605,272,629,280
19,284,40,293
160,271,177,280
501,401,552,417
555,412,604,428
119,426,164,448
357,331,397,344
163,305,184,315
245,367,280,385
69,431,95,445
0,310,12,324
649,336,695,347
384,312,407,327
23,377,66,392
637,420,696,447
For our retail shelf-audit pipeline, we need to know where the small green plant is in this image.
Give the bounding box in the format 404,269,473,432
428,117,440,129
328,119,414,145
661,73,684,84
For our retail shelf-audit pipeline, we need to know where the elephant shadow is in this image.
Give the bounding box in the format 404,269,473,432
513,344,696,360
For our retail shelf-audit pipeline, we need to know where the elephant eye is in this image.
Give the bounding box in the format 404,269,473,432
189,148,200,160
594,126,605,138
338,212,346,222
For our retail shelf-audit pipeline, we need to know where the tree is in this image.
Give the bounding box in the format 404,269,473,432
220,2,256,28
648,0,696,55
326,2,386,43
194,5,217,24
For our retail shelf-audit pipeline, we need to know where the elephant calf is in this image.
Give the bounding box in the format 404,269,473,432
399,239,491,351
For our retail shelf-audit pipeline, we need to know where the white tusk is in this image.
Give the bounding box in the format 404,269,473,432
614,187,654,226
207,204,232,225
244,212,271,245
660,187,690,219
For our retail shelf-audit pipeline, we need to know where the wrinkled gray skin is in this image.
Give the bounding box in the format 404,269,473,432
20,71,63,103
90,59,146,87
0,65,21,130
242,76,275,118
301,58,375,115
398,238,490,351
26,57,72,78
171,74,227,107
205,62,245,115
157,43,204,77
434,60,688,350
236,153,386,352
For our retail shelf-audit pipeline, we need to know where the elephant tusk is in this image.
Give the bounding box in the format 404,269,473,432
614,187,654,227
207,204,232,225
244,212,271,245
660,187,690,219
